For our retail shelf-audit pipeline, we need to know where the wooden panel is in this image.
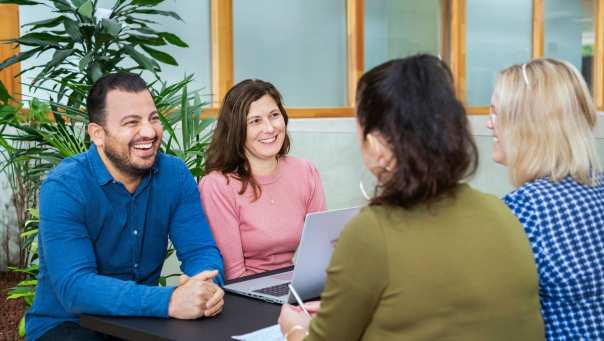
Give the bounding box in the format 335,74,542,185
210,0,233,107
466,106,489,115
595,0,604,109
203,107,355,119
0,4,20,101
203,106,489,118
532,0,544,58
449,0,466,102
346,0,364,106
440,0,451,64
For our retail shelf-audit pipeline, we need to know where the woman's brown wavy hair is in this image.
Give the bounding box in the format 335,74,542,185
204,79,291,200
356,54,478,209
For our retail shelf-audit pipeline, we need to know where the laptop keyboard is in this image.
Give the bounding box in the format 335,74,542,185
253,282,290,297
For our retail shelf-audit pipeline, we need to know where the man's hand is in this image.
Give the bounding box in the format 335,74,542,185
167,270,225,319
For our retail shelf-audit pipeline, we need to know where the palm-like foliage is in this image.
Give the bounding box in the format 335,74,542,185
6,208,39,338
0,2,215,336
0,0,187,106
152,75,214,180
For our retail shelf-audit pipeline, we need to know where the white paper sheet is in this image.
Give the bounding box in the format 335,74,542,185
232,324,283,341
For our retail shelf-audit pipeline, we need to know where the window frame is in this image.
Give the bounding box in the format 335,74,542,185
459,0,604,114
1,1,603,114
0,4,21,102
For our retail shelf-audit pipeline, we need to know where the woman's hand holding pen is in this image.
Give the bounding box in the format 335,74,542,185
278,300,321,340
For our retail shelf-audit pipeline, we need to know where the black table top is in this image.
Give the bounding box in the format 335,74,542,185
80,269,291,341
81,294,280,341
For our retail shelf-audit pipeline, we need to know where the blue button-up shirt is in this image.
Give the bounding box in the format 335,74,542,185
26,145,224,341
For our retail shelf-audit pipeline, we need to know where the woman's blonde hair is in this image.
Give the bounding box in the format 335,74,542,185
493,58,600,187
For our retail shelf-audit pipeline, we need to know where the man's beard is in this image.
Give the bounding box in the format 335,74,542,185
104,137,156,178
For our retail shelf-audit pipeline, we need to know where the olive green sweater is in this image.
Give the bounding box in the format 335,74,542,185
306,184,544,341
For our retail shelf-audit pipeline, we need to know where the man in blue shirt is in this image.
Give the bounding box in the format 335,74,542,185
26,73,225,340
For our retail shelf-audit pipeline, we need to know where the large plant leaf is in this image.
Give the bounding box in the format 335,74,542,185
125,17,158,26
159,32,188,47
87,62,103,82
126,34,165,46
16,32,69,45
51,0,73,11
0,47,42,70
18,316,25,338
132,26,158,35
48,49,75,68
131,0,165,6
158,113,178,151
101,18,121,37
78,50,93,72
20,229,38,238
15,38,60,48
0,80,11,103
76,0,93,19
16,279,37,286
22,16,65,30
94,31,114,44
0,0,41,4
124,45,156,71
63,18,82,42
140,45,177,66
8,265,39,276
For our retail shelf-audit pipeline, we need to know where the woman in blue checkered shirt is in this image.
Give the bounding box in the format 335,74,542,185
487,58,604,340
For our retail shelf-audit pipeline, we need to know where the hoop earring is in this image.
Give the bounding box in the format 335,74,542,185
359,179,371,201
359,167,378,201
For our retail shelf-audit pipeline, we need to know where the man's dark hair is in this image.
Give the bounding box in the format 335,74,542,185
356,54,478,209
86,72,149,126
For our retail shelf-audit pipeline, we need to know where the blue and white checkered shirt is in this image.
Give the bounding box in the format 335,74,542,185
504,176,604,340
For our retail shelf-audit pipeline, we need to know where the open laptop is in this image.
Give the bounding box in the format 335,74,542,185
224,206,360,304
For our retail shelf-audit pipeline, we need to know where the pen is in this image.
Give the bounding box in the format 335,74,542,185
288,283,311,318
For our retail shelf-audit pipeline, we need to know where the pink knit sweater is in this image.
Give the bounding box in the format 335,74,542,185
199,156,326,280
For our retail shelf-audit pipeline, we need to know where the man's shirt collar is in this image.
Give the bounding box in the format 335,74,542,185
88,144,113,186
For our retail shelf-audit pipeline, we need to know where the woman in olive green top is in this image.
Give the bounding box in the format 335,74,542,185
278,55,544,341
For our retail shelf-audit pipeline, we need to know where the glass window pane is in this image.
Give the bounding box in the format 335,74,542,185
364,0,442,71
544,0,594,91
233,0,347,107
19,0,212,102
466,0,532,105
148,0,212,103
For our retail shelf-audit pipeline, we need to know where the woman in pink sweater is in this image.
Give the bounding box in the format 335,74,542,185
199,79,326,280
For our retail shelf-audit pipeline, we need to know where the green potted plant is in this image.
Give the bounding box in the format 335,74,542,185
0,0,189,105
0,1,216,337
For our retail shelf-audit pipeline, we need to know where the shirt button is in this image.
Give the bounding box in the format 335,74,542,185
133,229,138,236
134,263,139,269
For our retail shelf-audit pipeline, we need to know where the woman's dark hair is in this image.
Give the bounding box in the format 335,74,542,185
204,79,291,200
356,54,478,208
87,72,148,127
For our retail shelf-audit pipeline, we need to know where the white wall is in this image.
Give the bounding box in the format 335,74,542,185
282,115,604,207
160,115,604,283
